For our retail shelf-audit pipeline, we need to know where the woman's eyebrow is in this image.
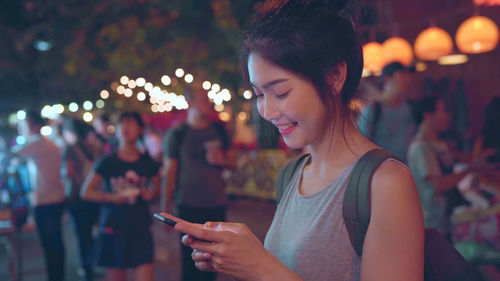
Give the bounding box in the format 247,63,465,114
250,78,289,90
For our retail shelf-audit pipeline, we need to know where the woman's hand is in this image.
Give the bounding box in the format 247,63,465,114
140,187,156,202
158,213,300,281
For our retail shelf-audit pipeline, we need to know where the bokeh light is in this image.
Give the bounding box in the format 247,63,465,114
69,102,79,112
120,76,129,85
83,112,93,122
161,75,172,86
17,110,26,120
40,126,53,136
96,99,105,109
83,101,93,111
202,81,211,90
175,68,185,78
100,90,110,99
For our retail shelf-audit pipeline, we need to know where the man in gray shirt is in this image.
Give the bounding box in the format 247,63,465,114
358,62,416,162
162,87,235,281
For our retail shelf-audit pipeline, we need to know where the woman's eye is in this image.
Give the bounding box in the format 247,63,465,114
276,90,291,99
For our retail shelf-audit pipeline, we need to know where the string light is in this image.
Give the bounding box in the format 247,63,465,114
83,101,93,111
40,126,53,136
219,112,231,122
53,104,64,114
17,110,26,120
124,88,133,97
136,77,146,87
83,112,93,122
243,90,253,100
202,81,211,90
175,68,185,77
214,104,225,112
96,99,105,109
41,105,52,118
184,74,194,83
69,102,79,112
161,75,171,86
117,85,125,95
137,92,146,101
100,90,110,99
120,76,129,85
211,83,220,92
127,80,137,89
238,112,248,121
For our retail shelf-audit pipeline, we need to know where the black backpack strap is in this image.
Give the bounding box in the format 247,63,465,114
275,154,309,204
343,148,398,256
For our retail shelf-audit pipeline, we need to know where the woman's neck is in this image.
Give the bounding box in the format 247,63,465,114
307,121,376,175
118,143,140,161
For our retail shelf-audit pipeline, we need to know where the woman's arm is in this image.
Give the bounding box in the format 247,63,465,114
161,213,303,281
361,160,425,281
80,171,127,204
141,172,161,202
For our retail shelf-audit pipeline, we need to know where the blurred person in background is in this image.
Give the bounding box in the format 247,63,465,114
92,113,119,155
162,87,236,281
61,117,101,281
12,110,66,281
357,62,416,162
81,112,161,281
407,96,495,238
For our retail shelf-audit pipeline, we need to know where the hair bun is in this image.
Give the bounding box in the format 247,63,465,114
307,0,349,14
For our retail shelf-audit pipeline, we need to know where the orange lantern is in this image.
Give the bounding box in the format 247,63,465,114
362,42,385,72
456,16,499,54
382,37,414,66
414,27,454,60
474,0,500,6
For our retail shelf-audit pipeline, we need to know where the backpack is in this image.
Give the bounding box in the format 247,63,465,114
275,148,485,281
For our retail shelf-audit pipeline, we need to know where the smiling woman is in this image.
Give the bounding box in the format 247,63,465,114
167,0,425,281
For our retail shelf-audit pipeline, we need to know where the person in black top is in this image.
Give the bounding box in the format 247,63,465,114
81,112,161,281
61,117,101,281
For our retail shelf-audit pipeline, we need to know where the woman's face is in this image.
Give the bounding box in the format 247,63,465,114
117,117,142,144
248,53,327,149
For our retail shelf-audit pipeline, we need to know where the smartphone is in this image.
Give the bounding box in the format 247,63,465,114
153,213,177,227
153,213,212,243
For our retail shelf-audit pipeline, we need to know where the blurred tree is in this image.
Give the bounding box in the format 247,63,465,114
0,0,257,112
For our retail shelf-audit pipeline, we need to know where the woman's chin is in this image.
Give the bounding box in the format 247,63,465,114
283,138,305,150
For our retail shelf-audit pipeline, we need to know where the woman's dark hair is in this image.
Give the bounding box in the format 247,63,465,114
240,0,363,131
413,96,440,126
118,111,145,128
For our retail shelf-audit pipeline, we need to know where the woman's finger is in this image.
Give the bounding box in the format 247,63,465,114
175,220,228,243
192,249,212,261
195,261,216,272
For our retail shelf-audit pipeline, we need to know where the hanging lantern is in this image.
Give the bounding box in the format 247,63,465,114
474,0,500,6
456,16,499,54
362,42,385,72
414,27,454,60
382,37,414,66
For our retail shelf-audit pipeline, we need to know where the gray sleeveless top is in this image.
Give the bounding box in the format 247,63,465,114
264,155,361,281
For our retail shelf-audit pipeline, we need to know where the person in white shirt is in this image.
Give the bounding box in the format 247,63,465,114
13,110,66,281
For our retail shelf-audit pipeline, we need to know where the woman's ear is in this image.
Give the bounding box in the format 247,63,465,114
326,61,347,95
